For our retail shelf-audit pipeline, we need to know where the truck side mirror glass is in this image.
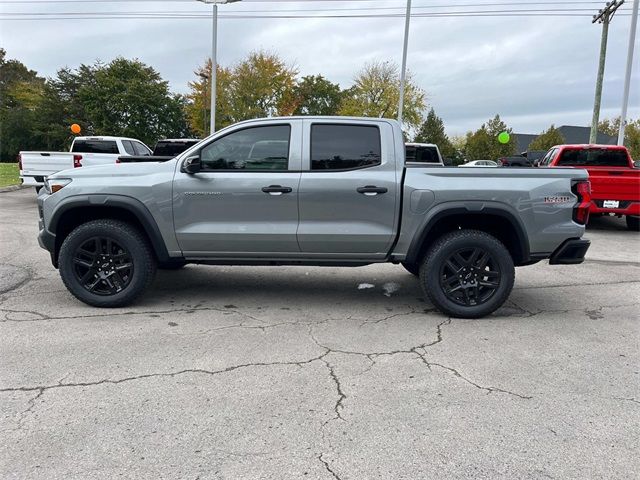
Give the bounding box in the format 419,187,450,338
182,155,201,174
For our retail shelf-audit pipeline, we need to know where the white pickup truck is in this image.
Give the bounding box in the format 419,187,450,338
19,136,152,191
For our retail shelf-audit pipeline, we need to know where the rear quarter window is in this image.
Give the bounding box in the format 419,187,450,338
71,140,119,154
557,149,629,167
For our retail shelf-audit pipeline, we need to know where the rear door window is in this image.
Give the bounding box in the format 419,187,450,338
311,124,381,170
556,149,629,167
122,140,136,156
71,140,119,154
132,141,151,156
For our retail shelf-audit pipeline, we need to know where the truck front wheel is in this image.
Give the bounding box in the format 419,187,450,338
420,230,515,319
58,219,157,307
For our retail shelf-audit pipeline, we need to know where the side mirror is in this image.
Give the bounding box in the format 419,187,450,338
182,155,201,174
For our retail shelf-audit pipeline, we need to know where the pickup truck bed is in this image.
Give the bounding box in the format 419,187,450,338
37,116,591,318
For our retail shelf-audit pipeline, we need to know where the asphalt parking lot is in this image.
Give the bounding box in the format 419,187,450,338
1,187,638,479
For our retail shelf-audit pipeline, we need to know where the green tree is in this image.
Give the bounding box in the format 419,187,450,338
185,51,297,135
464,115,517,160
291,75,342,115
339,61,426,132
528,125,565,151
77,58,191,146
0,49,45,161
599,117,640,159
414,108,455,158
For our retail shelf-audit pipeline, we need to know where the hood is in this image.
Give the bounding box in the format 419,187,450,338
49,159,177,180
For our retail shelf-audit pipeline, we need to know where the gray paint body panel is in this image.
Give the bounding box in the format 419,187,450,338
38,116,588,266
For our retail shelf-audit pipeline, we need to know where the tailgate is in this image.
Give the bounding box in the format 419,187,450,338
586,167,640,200
20,152,74,177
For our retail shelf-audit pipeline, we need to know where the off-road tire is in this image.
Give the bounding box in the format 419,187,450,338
419,229,515,318
59,219,157,307
626,215,639,231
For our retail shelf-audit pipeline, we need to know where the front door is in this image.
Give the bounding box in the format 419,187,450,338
172,121,302,256
297,120,399,257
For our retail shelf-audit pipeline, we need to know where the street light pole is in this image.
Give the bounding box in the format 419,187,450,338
198,0,241,135
397,0,412,126
618,0,639,145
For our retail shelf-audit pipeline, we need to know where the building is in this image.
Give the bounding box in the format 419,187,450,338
515,125,617,153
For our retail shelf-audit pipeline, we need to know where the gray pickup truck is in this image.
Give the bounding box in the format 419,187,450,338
37,116,591,318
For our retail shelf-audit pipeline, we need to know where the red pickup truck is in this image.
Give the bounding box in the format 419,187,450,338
539,144,639,230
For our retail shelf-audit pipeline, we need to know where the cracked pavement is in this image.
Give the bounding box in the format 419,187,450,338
1,189,639,479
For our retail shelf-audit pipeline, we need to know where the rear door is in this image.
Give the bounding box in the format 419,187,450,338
297,120,399,257
172,120,303,256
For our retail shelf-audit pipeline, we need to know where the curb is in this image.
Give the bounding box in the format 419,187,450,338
0,184,29,193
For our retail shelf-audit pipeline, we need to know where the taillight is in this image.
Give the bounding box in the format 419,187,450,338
73,154,83,168
18,153,22,171
572,180,591,225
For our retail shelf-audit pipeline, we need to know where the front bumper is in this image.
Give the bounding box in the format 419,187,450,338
549,238,590,265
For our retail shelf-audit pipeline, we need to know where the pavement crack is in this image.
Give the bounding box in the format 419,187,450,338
426,362,532,399
322,360,347,422
318,453,341,480
0,355,330,396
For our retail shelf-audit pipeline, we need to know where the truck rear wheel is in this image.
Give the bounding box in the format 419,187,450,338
419,230,515,319
58,219,157,307
626,215,639,231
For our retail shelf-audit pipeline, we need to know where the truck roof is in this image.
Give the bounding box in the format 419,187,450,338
73,136,142,142
552,144,628,151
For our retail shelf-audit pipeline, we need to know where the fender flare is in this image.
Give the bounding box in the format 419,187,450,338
49,194,171,263
404,202,530,265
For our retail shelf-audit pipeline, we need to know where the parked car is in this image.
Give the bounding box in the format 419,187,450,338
460,160,498,167
497,156,532,167
117,138,201,163
19,136,151,191
526,150,548,167
37,116,591,318
539,144,639,230
405,143,444,165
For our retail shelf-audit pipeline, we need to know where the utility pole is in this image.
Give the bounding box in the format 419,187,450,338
397,0,412,125
618,0,638,145
590,0,625,144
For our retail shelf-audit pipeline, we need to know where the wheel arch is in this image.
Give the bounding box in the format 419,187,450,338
49,195,171,267
405,205,531,266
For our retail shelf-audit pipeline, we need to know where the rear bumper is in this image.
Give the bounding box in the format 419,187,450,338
549,238,590,265
20,175,45,187
589,199,640,216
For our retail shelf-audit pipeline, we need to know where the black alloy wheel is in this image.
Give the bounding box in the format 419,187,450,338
72,237,134,295
419,229,515,318
439,247,500,307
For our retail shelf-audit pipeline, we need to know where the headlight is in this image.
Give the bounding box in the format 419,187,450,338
44,178,72,194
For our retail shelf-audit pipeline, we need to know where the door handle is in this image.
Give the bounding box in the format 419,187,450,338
357,185,388,196
262,185,293,195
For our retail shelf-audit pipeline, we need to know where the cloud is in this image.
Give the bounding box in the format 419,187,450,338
0,0,637,135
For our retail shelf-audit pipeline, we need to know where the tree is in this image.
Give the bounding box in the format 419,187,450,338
185,51,297,135
528,125,566,151
414,108,455,158
339,61,426,132
185,59,233,137
0,49,45,161
599,117,640,160
464,115,517,160
291,75,342,115
77,58,191,146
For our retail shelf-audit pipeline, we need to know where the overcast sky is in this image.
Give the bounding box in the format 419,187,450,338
1,0,637,135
